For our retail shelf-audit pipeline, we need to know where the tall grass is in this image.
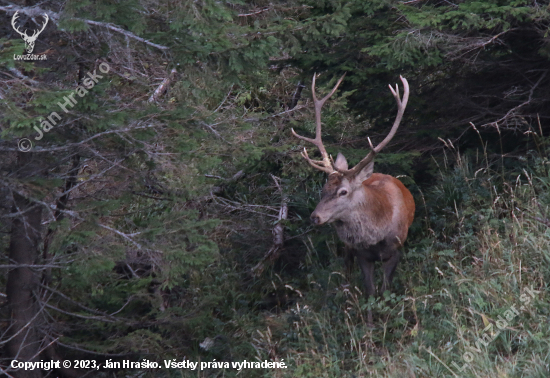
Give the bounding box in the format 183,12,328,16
249,131,550,377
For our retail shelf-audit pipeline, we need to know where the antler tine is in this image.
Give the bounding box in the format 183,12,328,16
312,73,346,142
346,76,409,176
39,14,48,33
31,14,49,37
11,12,25,37
300,148,335,174
292,73,346,174
291,129,334,174
312,73,346,106
374,75,409,153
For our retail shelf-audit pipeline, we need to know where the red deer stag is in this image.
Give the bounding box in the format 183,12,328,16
292,74,414,324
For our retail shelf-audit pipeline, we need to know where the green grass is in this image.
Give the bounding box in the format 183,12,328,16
147,136,550,378
239,142,550,378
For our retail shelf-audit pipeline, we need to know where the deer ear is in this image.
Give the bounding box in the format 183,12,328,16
354,160,374,183
334,153,348,171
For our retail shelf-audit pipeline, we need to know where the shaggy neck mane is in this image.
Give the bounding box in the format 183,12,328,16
334,174,394,247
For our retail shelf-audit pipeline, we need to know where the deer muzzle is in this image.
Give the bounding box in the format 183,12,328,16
310,211,326,225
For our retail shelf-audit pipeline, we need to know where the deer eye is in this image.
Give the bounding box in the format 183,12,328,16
338,189,348,197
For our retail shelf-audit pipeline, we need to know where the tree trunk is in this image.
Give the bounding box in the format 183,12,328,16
6,192,43,378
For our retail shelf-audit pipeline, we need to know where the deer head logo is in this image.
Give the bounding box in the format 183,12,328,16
11,11,49,54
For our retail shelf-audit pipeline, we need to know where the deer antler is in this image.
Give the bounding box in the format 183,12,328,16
11,12,26,38
11,12,49,53
344,76,409,177
291,73,346,174
32,14,49,38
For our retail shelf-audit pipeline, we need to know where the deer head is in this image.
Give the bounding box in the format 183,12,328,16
292,74,409,225
11,11,49,54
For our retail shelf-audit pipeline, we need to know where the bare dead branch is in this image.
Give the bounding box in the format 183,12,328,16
0,297,47,346
148,69,177,103
209,170,245,194
43,302,117,323
238,8,270,17
483,70,548,128
0,264,63,269
0,5,169,50
8,68,39,85
39,283,131,319
0,122,158,153
252,175,288,275
98,224,143,249
55,340,132,357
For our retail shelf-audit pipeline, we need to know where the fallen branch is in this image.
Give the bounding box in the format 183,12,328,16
148,68,178,103
209,170,245,195
82,19,169,50
238,8,270,17
253,175,288,275
0,122,159,153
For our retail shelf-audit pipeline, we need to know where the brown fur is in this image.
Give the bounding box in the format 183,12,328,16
361,174,415,246
294,74,411,325
311,170,415,325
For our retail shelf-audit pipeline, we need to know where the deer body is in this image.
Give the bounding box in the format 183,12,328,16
323,173,415,250
292,74,414,324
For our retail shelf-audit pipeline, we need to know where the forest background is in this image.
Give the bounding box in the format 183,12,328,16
1,0,550,377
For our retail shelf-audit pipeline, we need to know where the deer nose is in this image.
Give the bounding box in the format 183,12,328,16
310,213,321,225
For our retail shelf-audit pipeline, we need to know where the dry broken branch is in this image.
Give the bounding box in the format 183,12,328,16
148,69,178,103
252,175,288,275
